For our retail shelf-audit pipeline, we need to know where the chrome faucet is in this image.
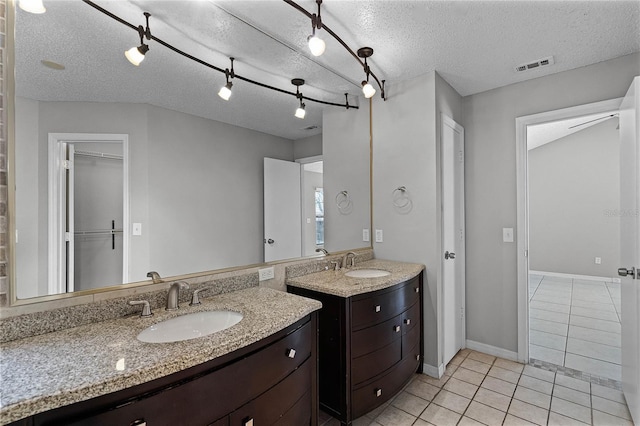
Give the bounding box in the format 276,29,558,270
147,271,163,284
315,248,329,255
342,252,357,269
166,281,189,311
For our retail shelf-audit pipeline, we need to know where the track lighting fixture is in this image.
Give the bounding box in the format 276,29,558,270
357,47,376,99
307,0,325,57
218,58,235,101
18,0,46,14
125,12,152,66
292,79,306,119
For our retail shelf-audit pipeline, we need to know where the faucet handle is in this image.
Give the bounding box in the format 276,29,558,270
190,287,212,306
173,281,190,290
146,271,163,284
129,300,153,317
330,260,341,271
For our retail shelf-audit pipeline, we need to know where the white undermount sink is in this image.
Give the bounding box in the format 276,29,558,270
344,269,391,279
137,310,243,343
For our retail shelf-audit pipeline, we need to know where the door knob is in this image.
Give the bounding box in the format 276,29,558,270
264,238,275,245
618,267,636,278
444,251,456,260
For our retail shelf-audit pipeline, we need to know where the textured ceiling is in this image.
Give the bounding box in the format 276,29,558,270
15,1,640,140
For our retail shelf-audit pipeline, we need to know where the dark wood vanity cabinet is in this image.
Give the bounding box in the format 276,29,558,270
288,273,423,426
12,314,318,426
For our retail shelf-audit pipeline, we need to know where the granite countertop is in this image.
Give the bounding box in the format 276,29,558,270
0,287,322,424
286,259,425,297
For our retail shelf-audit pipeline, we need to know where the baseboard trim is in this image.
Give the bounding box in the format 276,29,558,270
529,270,618,283
422,363,445,378
466,340,518,361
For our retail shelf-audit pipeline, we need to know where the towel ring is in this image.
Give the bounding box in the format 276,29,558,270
392,186,412,210
335,190,353,214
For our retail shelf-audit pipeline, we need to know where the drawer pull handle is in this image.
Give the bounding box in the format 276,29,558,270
394,325,401,332
375,388,383,397
375,305,381,312
243,418,254,426
415,287,420,293
286,348,296,358
416,354,420,361
130,420,146,426
404,319,411,325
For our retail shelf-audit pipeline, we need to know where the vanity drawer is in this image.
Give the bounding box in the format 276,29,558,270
403,318,421,357
229,359,311,426
352,338,401,385
402,301,420,336
351,313,403,358
351,278,421,330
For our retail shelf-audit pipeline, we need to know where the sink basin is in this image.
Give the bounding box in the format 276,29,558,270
137,310,243,343
344,269,391,278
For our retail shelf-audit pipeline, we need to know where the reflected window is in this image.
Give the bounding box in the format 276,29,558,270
315,188,324,245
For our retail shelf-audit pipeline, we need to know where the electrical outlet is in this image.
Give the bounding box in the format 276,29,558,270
595,257,602,265
375,229,383,243
363,228,370,242
258,266,275,281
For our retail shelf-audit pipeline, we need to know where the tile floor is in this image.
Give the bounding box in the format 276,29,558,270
528,274,622,381
319,349,633,426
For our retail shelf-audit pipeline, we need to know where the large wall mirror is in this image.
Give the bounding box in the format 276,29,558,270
10,0,372,302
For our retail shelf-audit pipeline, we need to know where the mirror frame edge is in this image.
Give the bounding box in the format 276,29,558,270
4,0,375,308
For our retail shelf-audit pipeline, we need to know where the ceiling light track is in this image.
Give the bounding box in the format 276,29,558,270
283,0,386,100
81,0,357,110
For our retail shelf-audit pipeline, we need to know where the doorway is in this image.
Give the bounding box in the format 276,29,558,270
516,99,623,381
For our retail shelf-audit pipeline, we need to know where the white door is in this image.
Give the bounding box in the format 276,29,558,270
620,76,640,423
264,158,302,262
442,114,466,366
67,145,75,292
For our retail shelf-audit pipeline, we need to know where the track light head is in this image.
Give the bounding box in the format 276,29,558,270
292,78,306,119
361,81,376,99
19,0,46,14
218,81,233,101
125,43,149,66
295,103,306,119
308,34,326,57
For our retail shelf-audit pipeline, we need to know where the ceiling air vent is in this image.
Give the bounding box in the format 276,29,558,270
302,125,319,131
514,56,555,73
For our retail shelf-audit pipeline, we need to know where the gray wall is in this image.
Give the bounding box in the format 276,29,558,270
463,52,640,353
294,134,322,160
371,72,464,370
529,119,620,277
323,102,371,253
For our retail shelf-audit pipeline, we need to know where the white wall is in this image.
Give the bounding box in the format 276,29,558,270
323,102,371,253
371,72,464,370
302,170,323,256
463,52,640,353
529,118,620,277
294,134,322,160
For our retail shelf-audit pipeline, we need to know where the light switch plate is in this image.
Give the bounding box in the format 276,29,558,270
502,228,513,243
258,266,275,281
363,228,370,242
133,223,142,236
375,229,383,243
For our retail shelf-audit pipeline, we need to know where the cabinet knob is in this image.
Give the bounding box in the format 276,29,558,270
375,305,381,312
130,420,146,426
416,354,420,361
404,318,411,325
394,325,401,332
286,348,296,358
415,287,420,293
375,388,383,397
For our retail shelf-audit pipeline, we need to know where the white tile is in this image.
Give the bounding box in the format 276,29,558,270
592,395,632,420
571,306,620,322
554,374,590,393
531,300,571,314
480,376,516,397
460,358,491,375
531,309,570,324
552,385,591,407
457,416,484,426
519,374,554,394
464,401,506,425
418,403,461,426
405,379,440,401
390,391,429,417
591,383,626,404
548,411,590,425
432,390,471,414
564,353,621,381
514,386,551,409
503,414,538,426
508,399,549,425
487,365,521,384
467,351,496,365
542,276,573,283
416,373,450,388
494,358,525,373
451,367,485,386
530,344,565,366
375,405,417,426
568,325,621,347
551,397,592,424
571,292,611,303
530,330,567,351
523,365,556,382
592,409,634,426
532,294,572,305
472,388,511,412
536,287,573,296
443,377,478,399
530,318,569,336
570,298,617,312
566,338,621,364
569,315,621,333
